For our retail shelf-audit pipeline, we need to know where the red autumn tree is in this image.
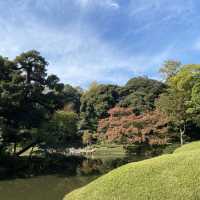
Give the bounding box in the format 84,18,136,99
97,107,170,145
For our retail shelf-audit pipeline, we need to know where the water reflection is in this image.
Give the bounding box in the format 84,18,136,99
0,154,148,200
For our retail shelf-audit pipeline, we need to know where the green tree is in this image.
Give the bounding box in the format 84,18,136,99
80,83,120,131
82,130,93,146
156,91,187,145
0,56,24,154
188,82,200,124
39,111,79,150
157,64,200,145
63,84,82,113
0,50,65,155
159,60,181,81
119,77,166,114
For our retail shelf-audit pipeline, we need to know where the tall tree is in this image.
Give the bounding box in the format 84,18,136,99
156,90,188,145
157,64,200,145
39,111,79,150
97,107,170,145
0,51,65,155
159,60,181,81
63,84,82,113
119,77,166,114
80,83,120,131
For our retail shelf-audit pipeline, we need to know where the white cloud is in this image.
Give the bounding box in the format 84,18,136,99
193,38,200,51
49,40,173,87
107,1,120,9
76,0,120,9
129,0,194,15
0,13,172,87
0,0,179,87
129,0,195,26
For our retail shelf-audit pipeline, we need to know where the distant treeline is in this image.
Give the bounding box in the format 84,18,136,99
0,51,200,157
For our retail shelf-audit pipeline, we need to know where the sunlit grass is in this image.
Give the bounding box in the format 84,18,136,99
92,144,125,155
174,141,200,154
64,141,200,200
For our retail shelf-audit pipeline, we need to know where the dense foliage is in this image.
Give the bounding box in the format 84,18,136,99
0,51,65,155
119,77,166,114
98,107,170,145
157,64,200,144
79,83,120,131
80,77,166,132
0,50,200,158
62,84,82,113
39,111,79,150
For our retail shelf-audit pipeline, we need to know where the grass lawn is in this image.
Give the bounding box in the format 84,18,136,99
174,141,200,154
92,144,126,156
64,141,200,200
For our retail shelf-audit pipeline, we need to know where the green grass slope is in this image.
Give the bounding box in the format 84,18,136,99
174,141,200,154
64,142,200,200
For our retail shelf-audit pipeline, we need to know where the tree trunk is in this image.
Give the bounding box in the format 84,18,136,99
26,68,31,84
180,124,186,146
15,141,38,156
13,143,17,155
29,146,34,159
180,131,184,146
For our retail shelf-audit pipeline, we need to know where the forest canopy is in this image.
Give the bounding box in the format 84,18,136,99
0,51,200,157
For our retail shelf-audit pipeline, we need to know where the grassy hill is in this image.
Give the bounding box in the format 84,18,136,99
174,141,200,154
64,142,200,200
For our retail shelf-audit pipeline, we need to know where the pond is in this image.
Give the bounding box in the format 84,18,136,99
0,153,148,200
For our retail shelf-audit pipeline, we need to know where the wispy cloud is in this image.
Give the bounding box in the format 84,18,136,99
76,0,120,9
126,0,196,35
193,38,200,51
129,0,195,16
0,19,171,87
0,0,199,87
50,40,173,87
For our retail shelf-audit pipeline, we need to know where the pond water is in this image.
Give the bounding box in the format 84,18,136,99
0,154,148,200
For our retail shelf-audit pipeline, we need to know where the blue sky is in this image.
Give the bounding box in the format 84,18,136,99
0,0,200,87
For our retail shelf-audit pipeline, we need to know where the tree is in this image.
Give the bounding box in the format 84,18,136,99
159,60,181,81
188,82,200,124
156,91,187,145
0,50,65,155
80,78,165,132
82,130,93,146
119,77,166,114
39,111,79,150
80,83,120,131
97,107,170,145
0,56,25,154
157,64,200,145
63,84,82,113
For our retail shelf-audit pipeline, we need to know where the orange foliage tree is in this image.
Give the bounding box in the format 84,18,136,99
97,107,170,145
